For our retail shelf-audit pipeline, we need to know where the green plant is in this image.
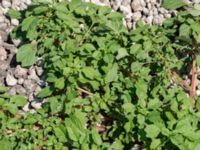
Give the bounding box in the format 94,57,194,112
1,0,200,149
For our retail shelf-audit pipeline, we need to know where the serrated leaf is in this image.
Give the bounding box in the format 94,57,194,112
162,0,186,9
16,44,37,67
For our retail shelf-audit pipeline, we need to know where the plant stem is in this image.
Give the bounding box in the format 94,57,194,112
189,58,196,106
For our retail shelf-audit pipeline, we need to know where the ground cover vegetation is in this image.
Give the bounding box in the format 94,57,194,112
1,0,200,149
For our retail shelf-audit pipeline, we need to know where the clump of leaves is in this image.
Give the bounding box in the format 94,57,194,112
1,0,200,149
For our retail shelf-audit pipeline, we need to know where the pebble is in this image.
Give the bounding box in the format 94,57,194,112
14,65,28,78
6,73,17,86
16,85,26,95
23,79,37,92
132,12,142,21
9,87,16,95
17,78,24,85
2,0,11,8
28,67,40,82
0,46,7,61
31,101,42,109
23,103,30,112
11,19,19,26
35,66,43,76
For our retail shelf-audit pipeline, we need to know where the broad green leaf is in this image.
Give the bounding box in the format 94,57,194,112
54,127,67,142
131,62,142,72
179,24,191,39
66,126,78,141
82,67,100,80
162,0,186,9
189,9,200,16
91,128,102,145
0,139,13,150
116,48,129,60
33,6,48,14
135,79,147,102
37,87,53,98
10,95,27,107
145,125,160,138
55,77,65,90
150,139,161,149
105,64,118,83
7,9,21,19
4,103,18,115
21,16,38,31
16,44,37,67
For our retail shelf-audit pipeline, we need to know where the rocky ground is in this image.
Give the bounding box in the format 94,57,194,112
0,0,200,112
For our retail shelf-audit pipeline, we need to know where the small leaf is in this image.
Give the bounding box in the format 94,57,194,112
54,127,67,142
116,48,129,60
55,77,65,90
145,124,160,138
91,128,102,145
10,95,27,107
16,44,37,67
162,0,186,9
82,67,100,80
21,16,37,31
150,139,161,149
7,9,21,19
179,24,191,39
37,87,53,98
105,64,118,83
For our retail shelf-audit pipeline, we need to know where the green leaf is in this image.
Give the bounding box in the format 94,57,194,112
91,128,102,145
33,6,48,14
82,67,100,80
0,86,7,93
145,125,160,138
150,139,161,149
10,95,27,107
0,139,13,150
105,64,118,83
66,126,78,141
21,16,38,31
179,24,191,39
116,48,129,60
54,127,67,142
7,9,21,19
37,87,53,98
16,44,37,67
55,77,65,90
162,0,186,9
4,103,18,115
